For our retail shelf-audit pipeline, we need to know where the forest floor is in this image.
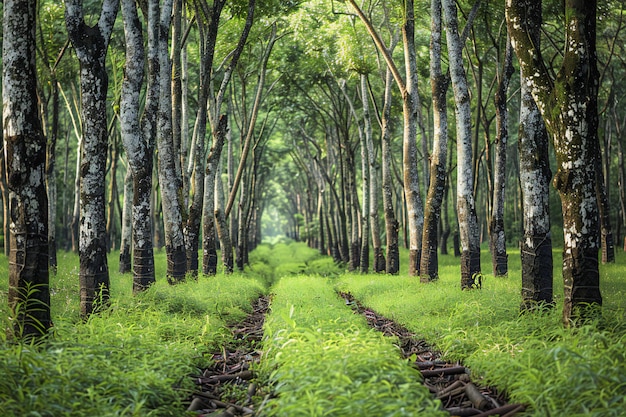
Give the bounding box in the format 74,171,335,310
186,291,525,417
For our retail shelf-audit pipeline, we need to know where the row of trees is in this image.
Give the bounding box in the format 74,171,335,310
4,0,292,338
3,0,625,338
265,0,623,325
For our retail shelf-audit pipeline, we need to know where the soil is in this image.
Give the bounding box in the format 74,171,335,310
186,296,269,416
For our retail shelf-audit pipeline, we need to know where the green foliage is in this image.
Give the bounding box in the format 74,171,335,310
0,252,266,416
258,275,445,417
337,249,626,416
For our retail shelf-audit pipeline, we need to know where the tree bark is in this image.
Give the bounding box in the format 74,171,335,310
519,72,554,310
121,0,156,291
155,0,186,283
381,67,400,274
489,36,514,277
402,0,425,277
507,0,602,324
421,0,449,282
65,0,119,317
443,0,481,288
4,0,52,338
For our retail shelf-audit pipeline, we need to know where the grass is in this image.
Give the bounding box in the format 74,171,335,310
258,274,445,417
0,250,267,416
1,242,625,416
336,247,626,416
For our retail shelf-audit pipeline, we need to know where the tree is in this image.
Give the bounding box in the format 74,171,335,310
420,0,449,282
65,0,119,317
442,0,481,288
514,4,554,310
489,35,514,277
156,0,187,283
120,0,156,291
507,0,603,324
347,0,425,276
4,0,52,338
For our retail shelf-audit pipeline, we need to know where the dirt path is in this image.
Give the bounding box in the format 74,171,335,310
340,291,527,417
186,296,269,416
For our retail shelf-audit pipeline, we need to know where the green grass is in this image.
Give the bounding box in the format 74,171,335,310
2,243,625,416
0,251,267,416
336,247,626,416
258,275,445,417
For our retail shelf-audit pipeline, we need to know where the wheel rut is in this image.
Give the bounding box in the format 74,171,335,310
186,295,269,416
340,291,527,417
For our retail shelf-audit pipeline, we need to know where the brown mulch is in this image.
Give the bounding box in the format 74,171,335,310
186,296,269,417
339,291,527,417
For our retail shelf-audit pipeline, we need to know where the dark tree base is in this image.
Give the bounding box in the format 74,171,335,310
460,250,481,290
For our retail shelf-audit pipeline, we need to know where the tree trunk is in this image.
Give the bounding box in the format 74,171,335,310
4,0,52,338
105,126,119,251
119,167,132,274
46,77,60,272
185,0,226,277
443,0,481,288
519,73,553,310
507,0,602,324
156,0,186,283
121,0,156,290
421,0,449,282
215,152,233,273
489,36,514,277
402,0,425,277
203,116,228,275
65,0,119,317
381,67,400,274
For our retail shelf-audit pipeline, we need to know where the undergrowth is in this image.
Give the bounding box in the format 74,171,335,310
258,275,445,417
337,248,626,416
0,251,266,416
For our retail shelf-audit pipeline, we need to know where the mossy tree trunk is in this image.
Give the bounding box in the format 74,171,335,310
4,0,52,338
507,0,602,324
519,68,554,309
120,0,155,291
65,0,118,317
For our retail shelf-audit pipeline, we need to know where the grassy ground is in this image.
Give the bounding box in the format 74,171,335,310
0,250,267,416
1,243,625,416
336,248,626,416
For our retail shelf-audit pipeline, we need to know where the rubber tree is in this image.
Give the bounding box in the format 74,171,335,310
514,3,554,310
507,0,603,324
347,0,425,276
420,0,449,282
65,0,119,317
489,35,514,277
442,0,482,289
120,0,157,291
4,0,52,338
